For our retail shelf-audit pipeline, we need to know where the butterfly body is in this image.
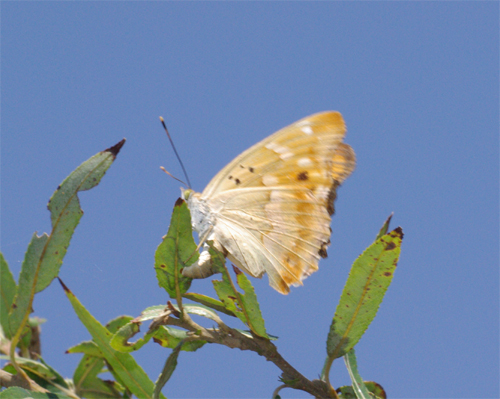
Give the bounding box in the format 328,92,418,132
182,111,356,294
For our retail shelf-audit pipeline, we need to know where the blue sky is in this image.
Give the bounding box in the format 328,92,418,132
2,2,498,398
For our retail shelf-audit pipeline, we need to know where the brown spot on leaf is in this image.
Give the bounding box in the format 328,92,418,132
383,271,392,277
385,242,396,250
235,178,241,185
248,167,255,173
228,175,233,179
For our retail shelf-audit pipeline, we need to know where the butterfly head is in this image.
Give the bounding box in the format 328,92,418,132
181,187,194,201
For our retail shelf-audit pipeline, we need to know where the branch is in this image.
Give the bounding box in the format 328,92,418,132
165,316,334,398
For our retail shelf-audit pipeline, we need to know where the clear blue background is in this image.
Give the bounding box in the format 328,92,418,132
2,2,498,398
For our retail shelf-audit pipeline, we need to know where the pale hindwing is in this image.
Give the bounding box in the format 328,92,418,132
208,187,332,295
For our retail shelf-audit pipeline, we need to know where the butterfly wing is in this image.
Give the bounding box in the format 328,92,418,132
202,111,356,294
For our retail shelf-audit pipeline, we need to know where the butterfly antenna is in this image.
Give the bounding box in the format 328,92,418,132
160,166,188,186
160,116,192,188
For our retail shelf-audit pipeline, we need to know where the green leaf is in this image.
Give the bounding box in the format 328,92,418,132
153,342,183,399
155,199,196,298
183,292,236,317
66,340,103,357
322,227,403,380
74,354,125,399
211,247,268,338
0,387,72,399
233,266,268,338
105,315,134,333
211,248,246,322
153,326,206,352
338,381,387,399
8,140,125,358
363,382,386,399
0,252,16,339
39,139,126,293
110,319,156,353
375,214,393,241
9,233,49,336
2,357,72,396
170,302,222,323
59,278,166,399
343,349,372,399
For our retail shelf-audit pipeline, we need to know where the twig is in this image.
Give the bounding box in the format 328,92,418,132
165,316,334,398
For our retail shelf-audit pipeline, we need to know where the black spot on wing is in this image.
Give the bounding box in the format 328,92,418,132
327,182,340,215
297,171,308,181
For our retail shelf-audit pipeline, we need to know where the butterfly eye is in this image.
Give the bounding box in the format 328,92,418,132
181,188,193,200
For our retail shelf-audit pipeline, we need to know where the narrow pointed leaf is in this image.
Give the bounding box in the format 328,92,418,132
66,340,103,357
375,214,393,241
110,320,156,353
37,139,126,293
155,199,196,298
153,342,183,399
233,266,268,338
182,292,236,317
326,228,403,361
59,278,166,399
211,248,246,323
0,252,17,339
2,358,72,396
0,387,72,399
170,303,221,322
9,233,49,336
105,315,134,333
74,354,124,399
153,326,205,352
211,246,268,338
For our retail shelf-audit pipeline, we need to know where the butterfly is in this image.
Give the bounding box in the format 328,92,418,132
181,111,356,294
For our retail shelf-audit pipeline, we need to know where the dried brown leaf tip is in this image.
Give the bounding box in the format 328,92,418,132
392,227,404,239
106,138,126,157
57,277,71,293
232,265,243,275
175,197,185,207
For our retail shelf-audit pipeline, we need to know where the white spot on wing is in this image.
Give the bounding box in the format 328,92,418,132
263,175,279,186
314,185,330,200
301,126,313,135
266,142,293,160
298,157,312,167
